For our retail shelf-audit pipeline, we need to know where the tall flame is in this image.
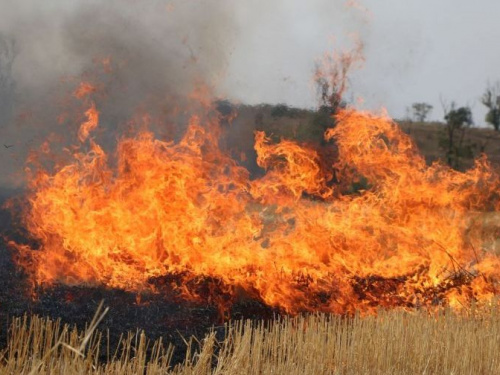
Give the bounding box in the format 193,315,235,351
12,89,500,316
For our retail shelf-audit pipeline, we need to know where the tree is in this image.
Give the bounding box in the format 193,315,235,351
481,82,500,131
439,100,474,169
270,104,291,118
312,42,363,143
411,102,433,122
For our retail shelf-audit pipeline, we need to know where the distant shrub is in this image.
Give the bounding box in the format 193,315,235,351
411,102,433,122
270,104,289,118
270,104,304,119
215,100,235,117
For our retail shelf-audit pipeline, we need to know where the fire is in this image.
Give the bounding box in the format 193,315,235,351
77,103,99,143
11,80,500,317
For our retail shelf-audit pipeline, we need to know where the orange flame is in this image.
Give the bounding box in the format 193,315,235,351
74,82,98,99
77,103,99,143
11,86,500,317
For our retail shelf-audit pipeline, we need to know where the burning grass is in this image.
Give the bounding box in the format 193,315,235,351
6,56,500,369
1,304,500,374
11,102,500,316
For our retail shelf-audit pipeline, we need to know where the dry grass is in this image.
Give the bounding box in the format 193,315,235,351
398,121,500,167
1,306,500,374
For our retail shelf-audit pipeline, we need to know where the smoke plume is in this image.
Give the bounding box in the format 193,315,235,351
0,0,237,187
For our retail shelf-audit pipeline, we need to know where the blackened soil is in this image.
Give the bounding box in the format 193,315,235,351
0,188,279,365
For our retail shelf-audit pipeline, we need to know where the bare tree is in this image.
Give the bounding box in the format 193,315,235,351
312,41,364,144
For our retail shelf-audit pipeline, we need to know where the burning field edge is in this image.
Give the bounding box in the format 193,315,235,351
3,46,500,373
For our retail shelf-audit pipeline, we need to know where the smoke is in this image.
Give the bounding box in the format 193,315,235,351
0,0,238,187
221,0,369,107
0,36,16,128
0,0,370,188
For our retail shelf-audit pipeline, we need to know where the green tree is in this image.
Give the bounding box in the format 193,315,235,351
440,101,474,169
411,102,433,122
481,82,500,131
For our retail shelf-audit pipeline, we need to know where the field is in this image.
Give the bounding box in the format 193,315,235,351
229,104,500,169
3,105,500,374
398,121,500,167
1,0,499,372
2,306,500,374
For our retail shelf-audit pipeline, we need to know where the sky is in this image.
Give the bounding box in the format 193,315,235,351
2,0,500,122
221,0,500,123
0,0,499,187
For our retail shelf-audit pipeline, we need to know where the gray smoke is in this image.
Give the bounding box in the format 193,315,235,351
0,0,238,187
0,0,370,189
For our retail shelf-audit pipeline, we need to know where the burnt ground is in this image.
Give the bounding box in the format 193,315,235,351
0,188,278,365
2,110,499,364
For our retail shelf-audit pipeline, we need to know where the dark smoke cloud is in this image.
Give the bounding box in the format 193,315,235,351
0,0,237,187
